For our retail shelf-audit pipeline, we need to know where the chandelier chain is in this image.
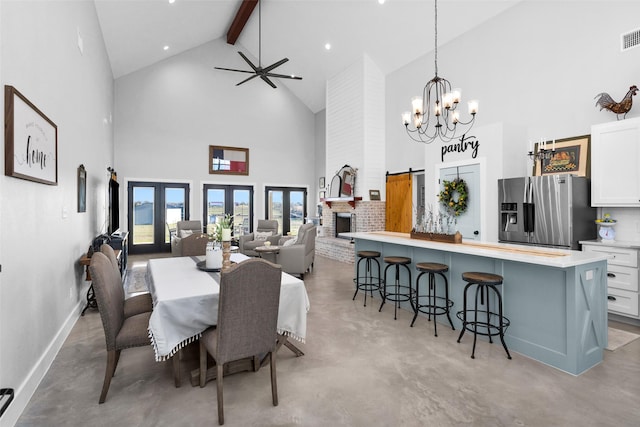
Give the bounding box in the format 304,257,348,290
434,0,438,77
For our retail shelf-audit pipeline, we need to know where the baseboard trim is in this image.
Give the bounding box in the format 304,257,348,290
3,301,82,426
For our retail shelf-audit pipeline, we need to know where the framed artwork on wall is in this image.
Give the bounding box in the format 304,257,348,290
319,176,325,189
4,85,58,185
209,145,249,175
533,135,590,178
77,164,86,212
369,189,381,200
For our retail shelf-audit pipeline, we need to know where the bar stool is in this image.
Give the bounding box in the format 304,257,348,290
411,262,455,336
352,250,382,307
456,272,511,359
379,256,414,320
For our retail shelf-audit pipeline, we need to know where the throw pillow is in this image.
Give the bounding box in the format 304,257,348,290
283,237,297,247
254,231,272,241
179,229,193,238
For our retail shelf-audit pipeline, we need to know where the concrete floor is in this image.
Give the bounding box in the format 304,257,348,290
16,255,640,426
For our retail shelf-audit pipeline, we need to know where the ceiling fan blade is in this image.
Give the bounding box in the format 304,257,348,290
263,58,289,73
214,67,255,74
265,72,303,81
238,52,259,72
236,74,259,86
260,75,277,89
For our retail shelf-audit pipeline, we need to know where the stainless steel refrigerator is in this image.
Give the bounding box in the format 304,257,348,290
498,175,596,249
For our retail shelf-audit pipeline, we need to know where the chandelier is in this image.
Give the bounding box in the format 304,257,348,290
402,0,478,144
527,138,556,161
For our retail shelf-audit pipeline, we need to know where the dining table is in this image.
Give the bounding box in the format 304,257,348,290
145,253,310,386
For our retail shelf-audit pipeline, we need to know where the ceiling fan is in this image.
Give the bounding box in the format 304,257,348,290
215,0,302,88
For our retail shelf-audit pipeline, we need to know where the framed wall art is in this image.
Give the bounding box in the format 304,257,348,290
369,189,381,200
77,164,86,212
209,145,249,175
4,85,58,185
533,135,590,178
319,176,325,189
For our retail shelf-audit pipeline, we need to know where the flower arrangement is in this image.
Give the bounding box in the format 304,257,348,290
595,213,616,224
207,214,235,242
438,178,468,217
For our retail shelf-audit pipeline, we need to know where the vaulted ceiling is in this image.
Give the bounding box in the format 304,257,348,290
94,0,520,113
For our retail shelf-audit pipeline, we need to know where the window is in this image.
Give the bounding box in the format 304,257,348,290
265,187,307,236
203,184,253,237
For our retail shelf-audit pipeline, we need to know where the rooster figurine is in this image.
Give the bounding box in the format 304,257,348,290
594,85,638,120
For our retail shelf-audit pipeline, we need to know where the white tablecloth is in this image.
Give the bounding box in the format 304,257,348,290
146,254,310,361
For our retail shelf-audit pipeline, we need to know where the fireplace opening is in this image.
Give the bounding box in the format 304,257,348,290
335,213,355,239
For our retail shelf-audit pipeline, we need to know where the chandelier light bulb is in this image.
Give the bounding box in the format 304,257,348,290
442,92,453,109
451,110,460,124
411,96,423,115
452,88,461,104
468,100,479,115
402,112,411,126
434,102,442,117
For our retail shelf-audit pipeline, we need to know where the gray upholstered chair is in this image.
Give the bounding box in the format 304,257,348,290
100,244,153,318
88,252,153,404
199,258,282,425
171,220,203,256
276,223,317,279
238,219,281,256
180,233,209,256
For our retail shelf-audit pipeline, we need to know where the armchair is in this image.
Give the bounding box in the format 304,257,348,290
276,223,316,279
238,219,281,256
171,220,203,256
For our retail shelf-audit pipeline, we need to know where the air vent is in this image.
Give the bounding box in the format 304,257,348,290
621,27,640,51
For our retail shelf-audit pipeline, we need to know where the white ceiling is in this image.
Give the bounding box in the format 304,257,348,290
94,0,521,113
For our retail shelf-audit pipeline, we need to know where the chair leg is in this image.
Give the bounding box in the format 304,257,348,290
99,349,119,404
217,364,224,425
199,341,207,388
270,352,278,407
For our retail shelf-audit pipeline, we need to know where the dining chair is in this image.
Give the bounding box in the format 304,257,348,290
100,244,153,318
89,252,153,403
199,258,282,425
180,233,209,256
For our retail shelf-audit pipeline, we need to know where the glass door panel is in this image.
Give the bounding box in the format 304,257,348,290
132,186,155,245
267,190,284,234
165,187,186,243
233,189,251,236
289,190,305,236
206,188,226,225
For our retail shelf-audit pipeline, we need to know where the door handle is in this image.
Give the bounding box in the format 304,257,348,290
607,273,616,278
473,230,479,235
607,296,617,301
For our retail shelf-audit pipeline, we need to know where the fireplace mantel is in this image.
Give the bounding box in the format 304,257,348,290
321,196,362,209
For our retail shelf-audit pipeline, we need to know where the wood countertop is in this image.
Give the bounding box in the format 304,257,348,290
342,231,609,268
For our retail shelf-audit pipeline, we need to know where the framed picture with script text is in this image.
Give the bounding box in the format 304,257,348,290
4,85,58,185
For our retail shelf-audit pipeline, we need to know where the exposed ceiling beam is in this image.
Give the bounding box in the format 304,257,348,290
226,0,258,45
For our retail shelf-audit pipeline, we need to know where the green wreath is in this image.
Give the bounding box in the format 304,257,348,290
438,178,468,216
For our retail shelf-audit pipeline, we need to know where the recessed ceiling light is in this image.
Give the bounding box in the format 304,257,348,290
169,0,176,4
163,45,170,51
324,43,331,51
378,0,386,4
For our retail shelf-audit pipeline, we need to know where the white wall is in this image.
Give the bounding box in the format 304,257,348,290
386,1,640,240
314,108,327,216
0,1,114,424
326,54,385,200
113,38,316,229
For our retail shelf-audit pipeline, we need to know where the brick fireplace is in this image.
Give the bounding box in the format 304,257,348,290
316,200,385,264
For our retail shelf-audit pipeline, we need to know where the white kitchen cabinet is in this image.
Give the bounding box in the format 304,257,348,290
590,117,640,206
582,242,639,318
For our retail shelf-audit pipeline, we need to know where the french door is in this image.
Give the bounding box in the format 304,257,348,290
265,187,307,236
203,184,253,237
128,181,190,254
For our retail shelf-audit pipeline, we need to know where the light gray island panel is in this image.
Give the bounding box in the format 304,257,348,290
348,232,608,375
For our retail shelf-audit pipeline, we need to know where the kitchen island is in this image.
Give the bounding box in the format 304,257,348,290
344,231,609,375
